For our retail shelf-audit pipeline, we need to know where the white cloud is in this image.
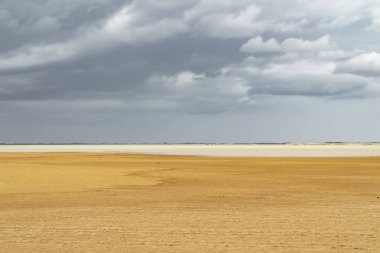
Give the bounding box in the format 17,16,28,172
0,29,115,71
104,5,188,44
0,43,78,71
240,37,281,53
254,73,367,97
372,8,380,30
153,71,250,96
317,16,360,29
198,4,265,38
257,0,373,34
272,18,310,32
336,52,380,77
221,56,368,98
316,50,352,60
262,60,336,76
261,0,372,21
241,35,335,56
148,70,252,112
282,35,333,52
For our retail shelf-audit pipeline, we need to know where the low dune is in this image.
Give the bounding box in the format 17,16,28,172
0,152,379,252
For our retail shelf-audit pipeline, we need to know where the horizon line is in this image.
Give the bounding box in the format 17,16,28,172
1,142,380,145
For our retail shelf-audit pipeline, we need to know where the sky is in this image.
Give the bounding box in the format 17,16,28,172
1,0,380,143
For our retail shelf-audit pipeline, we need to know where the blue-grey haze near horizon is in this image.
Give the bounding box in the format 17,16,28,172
0,0,380,143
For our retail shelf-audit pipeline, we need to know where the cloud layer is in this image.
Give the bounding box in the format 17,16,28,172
1,0,380,142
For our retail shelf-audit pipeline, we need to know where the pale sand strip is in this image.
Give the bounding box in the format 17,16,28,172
1,144,380,157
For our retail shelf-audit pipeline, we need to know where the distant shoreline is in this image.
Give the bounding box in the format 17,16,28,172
1,144,380,157
1,142,380,145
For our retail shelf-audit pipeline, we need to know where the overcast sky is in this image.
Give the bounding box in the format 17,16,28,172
1,0,380,143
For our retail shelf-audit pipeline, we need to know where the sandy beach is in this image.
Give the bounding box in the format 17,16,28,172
0,152,379,252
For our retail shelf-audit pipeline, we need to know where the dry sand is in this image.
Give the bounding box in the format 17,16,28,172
0,152,379,252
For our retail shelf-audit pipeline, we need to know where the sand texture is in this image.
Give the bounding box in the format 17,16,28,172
0,153,380,252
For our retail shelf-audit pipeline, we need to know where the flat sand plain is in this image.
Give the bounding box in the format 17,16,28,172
1,152,380,252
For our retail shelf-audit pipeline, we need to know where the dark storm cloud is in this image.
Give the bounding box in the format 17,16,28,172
1,0,380,142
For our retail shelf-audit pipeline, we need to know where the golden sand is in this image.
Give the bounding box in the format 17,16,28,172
0,153,379,252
